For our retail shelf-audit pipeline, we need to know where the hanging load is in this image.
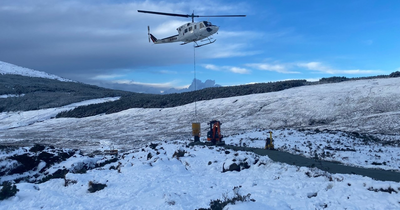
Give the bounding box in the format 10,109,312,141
192,122,201,142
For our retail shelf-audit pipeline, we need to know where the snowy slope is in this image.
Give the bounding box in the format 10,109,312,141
0,61,72,82
0,94,25,99
0,97,120,130
1,78,400,209
1,77,399,147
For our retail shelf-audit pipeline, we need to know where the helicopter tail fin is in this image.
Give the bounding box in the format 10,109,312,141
149,33,158,43
148,26,158,43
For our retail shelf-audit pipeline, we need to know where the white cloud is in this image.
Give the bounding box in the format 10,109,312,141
202,64,250,74
203,64,220,71
218,30,263,39
246,63,300,74
92,74,124,80
297,62,331,73
203,43,261,59
297,62,382,74
153,20,187,37
229,67,250,74
158,70,177,74
246,61,382,75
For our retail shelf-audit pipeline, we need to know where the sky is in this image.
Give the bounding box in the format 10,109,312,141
1,0,400,93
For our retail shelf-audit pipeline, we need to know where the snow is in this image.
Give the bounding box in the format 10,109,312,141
224,129,400,172
0,94,25,99
1,142,399,209
0,97,120,130
0,61,72,82
1,77,399,149
1,77,400,209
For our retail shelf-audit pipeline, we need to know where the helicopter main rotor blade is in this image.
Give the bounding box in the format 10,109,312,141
198,15,246,18
138,10,246,22
138,10,193,18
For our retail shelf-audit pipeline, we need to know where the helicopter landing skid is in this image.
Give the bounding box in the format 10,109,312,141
194,38,216,48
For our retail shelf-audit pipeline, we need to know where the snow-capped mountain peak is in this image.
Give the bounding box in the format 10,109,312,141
0,61,72,82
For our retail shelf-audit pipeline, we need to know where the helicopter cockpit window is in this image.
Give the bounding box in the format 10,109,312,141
189,26,193,31
200,23,205,28
203,21,213,26
184,29,188,33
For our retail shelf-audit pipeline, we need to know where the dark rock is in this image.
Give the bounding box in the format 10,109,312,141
307,192,318,198
39,169,68,183
228,163,241,172
172,150,186,159
0,182,19,200
88,181,107,193
9,154,39,174
38,152,56,164
29,144,46,153
147,153,153,160
149,143,158,150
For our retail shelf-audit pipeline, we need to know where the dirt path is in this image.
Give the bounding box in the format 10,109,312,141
191,142,400,182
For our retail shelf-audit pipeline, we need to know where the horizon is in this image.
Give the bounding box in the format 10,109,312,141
1,0,399,93
1,60,399,95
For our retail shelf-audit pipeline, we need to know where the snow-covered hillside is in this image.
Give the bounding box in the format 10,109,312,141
1,77,400,209
0,61,72,82
0,97,120,130
1,77,399,149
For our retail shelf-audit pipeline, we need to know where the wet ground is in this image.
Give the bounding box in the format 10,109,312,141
190,142,400,182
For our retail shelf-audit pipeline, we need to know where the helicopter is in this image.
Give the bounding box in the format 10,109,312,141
137,10,246,48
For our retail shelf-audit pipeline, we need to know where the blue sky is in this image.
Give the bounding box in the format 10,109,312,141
1,0,399,92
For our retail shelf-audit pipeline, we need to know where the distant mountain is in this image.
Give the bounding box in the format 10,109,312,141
0,61,72,82
163,79,221,94
93,78,221,94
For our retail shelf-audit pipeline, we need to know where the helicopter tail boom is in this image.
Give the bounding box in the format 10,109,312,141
147,25,178,44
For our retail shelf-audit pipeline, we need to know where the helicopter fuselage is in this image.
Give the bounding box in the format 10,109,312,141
149,21,219,47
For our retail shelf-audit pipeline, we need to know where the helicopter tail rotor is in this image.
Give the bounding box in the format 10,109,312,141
147,26,151,43
147,26,158,44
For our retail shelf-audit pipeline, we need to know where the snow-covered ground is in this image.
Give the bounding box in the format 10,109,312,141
224,129,400,172
1,77,400,209
0,97,120,130
1,142,399,209
1,77,399,148
0,94,25,99
0,61,72,82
